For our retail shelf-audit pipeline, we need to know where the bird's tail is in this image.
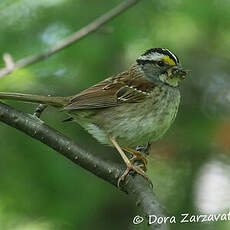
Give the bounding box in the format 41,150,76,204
0,92,70,107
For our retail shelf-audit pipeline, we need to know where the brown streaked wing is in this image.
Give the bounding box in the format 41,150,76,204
62,70,155,111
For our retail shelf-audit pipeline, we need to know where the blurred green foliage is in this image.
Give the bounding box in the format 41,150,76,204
1,0,230,229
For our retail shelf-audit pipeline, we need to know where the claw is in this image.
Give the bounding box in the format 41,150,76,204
130,157,146,170
121,146,148,168
117,163,152,188
109,137,152,189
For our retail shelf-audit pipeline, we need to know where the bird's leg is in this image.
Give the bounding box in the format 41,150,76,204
136,142,151,155
109,136,151,187
121,146,148,170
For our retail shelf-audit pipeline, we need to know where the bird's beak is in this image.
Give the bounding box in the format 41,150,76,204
167,65,187,81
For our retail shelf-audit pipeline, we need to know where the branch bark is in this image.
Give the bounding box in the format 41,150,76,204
0,101,169,230
0,0,143,78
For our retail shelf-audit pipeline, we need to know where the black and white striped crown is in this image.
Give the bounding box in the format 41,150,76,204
137,48,179,65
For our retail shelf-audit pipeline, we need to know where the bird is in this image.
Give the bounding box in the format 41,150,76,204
0,48,187,187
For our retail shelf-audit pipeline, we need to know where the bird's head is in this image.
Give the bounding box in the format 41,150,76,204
136,48,187,87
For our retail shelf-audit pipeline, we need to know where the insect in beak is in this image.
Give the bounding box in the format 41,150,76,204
167,66,188,81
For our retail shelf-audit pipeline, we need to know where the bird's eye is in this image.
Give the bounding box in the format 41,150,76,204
156,61,165,67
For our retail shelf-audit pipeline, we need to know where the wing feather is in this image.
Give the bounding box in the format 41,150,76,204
63,67,155,111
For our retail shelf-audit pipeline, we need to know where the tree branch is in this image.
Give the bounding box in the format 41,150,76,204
0,0,143,78
0,101,169,230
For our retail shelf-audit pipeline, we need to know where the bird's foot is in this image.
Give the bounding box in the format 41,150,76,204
117,162,152,188
136,142,151,155
109,137,152,188
121,146,148,170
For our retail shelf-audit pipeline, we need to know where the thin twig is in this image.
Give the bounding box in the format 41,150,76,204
3,53,15,70
0,0,142,78
0,101,169,230
33,104,48,118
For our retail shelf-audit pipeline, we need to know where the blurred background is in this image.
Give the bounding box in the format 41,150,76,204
0,0,230,229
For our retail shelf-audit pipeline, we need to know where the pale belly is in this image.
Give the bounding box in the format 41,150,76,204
72,87,180,148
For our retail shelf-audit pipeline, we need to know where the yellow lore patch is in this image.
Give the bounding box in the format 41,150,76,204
161,56,176,66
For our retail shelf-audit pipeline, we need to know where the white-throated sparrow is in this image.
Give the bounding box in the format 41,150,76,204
0,48,187,186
